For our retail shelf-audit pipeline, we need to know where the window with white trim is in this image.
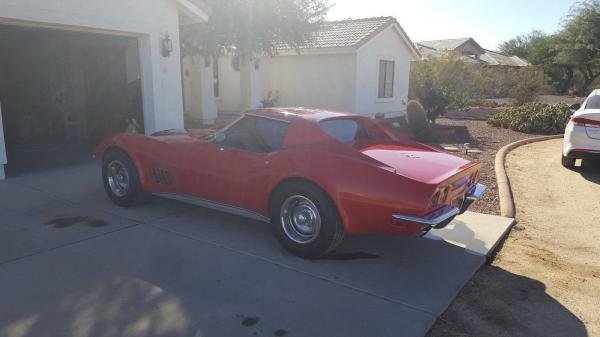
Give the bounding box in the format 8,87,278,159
378,60,395,99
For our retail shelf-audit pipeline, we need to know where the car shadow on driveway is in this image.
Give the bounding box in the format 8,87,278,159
427,265,588,337
578,158,600,184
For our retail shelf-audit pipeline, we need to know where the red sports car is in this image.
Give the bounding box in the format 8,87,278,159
96,108,485,258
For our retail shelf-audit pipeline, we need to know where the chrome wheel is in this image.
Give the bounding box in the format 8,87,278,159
280,195,322,244
106,160,130,197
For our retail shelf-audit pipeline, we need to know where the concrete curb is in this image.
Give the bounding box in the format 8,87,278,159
495,135,563,218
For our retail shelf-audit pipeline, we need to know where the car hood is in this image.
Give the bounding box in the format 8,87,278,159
358,144,476,184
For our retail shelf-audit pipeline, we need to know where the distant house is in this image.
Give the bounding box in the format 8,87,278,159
184,16,422,124
416,38,530,67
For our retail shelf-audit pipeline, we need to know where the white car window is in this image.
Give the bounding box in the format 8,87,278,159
585,96,600,109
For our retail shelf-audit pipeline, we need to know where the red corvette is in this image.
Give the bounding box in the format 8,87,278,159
96,108,485,258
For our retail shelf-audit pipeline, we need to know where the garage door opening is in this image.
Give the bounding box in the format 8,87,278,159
0,25,144,176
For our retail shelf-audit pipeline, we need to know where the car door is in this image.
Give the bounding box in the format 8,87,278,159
212,115,290,211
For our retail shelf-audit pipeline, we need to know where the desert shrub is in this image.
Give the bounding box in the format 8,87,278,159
488,102,572,134
405,100,433,141
409,60,452,122
409,52,545,115
507,69,545,105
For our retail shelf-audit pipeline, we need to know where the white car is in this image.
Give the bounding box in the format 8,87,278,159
562,89,600,168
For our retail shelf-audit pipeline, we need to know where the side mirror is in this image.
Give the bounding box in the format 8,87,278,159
214,131,226,143
570,103,581,111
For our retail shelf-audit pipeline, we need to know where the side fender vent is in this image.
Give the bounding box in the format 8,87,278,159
151,168,173,185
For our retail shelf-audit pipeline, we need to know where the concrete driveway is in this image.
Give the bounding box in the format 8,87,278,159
1,164,500,337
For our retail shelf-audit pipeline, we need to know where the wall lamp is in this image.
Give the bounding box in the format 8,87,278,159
161,33,173,57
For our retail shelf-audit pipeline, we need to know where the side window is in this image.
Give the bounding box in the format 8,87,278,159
378,60,395,99
254,117,289,151
585,96,600,109
221,116,288,153
320,119,359,143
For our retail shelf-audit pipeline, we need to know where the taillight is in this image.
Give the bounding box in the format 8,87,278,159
431,191,440,209
572,117,600,127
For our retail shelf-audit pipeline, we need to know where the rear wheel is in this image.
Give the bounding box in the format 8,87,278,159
102,150,149,207
562,155,576,168
270,182,345,259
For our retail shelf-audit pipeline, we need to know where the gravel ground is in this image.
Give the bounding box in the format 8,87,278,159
427,108,538,215
427,139,600,337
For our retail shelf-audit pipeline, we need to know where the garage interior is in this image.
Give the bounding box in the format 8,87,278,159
0,25,144,176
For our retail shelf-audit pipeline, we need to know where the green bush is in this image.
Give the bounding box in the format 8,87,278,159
409,52,545,117
488,103,572,134
405,100,433,141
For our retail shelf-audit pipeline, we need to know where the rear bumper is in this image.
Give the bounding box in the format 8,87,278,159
563,124,600,157
565,149,600,160
392,183,486,235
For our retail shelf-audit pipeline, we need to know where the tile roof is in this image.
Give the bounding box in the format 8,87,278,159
302,16,397,49
416,38,530,67
480,50,530,67
417,38,473,52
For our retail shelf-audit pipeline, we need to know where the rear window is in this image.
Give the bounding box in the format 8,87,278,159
586,96,600,109
319,118,394,144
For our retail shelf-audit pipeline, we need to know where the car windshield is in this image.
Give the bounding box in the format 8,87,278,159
585,95,600,109
319,118,396,144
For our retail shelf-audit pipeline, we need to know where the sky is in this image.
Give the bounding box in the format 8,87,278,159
327,0,578,51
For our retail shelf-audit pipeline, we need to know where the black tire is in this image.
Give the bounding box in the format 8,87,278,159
270,181,345,259
561,155,576,169
102,149,149,207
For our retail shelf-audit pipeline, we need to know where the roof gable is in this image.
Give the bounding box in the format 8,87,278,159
417,38,485,55
278,17,421,59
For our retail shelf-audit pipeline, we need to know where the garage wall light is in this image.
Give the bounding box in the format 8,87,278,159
161,33,173,57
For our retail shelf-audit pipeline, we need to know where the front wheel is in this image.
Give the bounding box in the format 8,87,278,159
102,150,149,207
270,182,345,259
561,155,576,168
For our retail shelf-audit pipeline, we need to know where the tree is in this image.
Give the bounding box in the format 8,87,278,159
499,31,575,94
181,0,330,62
498,30,547,59
499,0,600,95
557,0,600,94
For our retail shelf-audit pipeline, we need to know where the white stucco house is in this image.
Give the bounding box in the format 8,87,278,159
189,17,421,124
0,0,210,179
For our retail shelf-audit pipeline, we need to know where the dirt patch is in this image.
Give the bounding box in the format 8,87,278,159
45,216,109,229
241,316,260,327
427,139,600,337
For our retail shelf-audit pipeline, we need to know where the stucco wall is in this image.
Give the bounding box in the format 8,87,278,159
260,54,357,113
0,0,187,134
355,26,412,117
216,56,243,113
0,0,199,178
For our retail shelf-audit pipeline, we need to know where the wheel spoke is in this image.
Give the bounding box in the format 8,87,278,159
106,160,130,197
280,195,321,244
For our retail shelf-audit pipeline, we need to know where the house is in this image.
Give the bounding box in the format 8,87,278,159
417,38,530,67
183,17,422,125
0,0,210,179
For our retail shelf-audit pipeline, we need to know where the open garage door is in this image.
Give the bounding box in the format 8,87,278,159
0,25,144,176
